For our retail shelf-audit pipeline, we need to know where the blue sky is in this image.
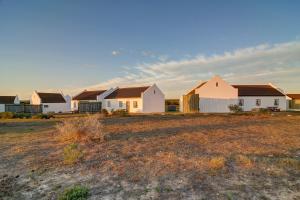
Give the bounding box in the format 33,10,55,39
0,0,300,98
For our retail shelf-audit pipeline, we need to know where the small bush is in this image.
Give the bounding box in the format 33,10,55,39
58,185,89,200
111,109,128,117
235,155,253,168
13,113,32,119
56,114,105,143
63,143,83,165
228,104,243,113
208,156,226,170
0,112,14,119
101,109,109,116
32,114,54,119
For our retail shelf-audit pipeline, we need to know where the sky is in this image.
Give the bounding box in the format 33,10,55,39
0,0,300,99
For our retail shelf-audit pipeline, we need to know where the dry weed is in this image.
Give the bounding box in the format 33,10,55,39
208,156,226,170
235,155,253,168
56,114,104,143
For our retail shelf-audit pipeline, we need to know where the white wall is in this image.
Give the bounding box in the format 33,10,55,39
42,103,70,113
194,76,238,113
239,96,287,111
30,91,41,105
0,104,5,112
103,98,143,113
142,84,165,113
200,98,238,113
14,96,20,104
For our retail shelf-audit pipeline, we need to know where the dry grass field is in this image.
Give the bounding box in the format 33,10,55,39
0,113,300,199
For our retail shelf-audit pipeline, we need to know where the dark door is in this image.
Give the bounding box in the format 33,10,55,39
126,101,130,112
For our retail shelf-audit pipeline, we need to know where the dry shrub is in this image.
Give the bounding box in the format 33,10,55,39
56,114,104,143
278,158,300,170
208,156,226,170
235,155,253,168
63,143,83,165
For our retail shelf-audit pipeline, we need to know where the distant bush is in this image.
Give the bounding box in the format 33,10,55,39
32,113,54,119
111,109,128,117
101,109,109,116
0,112,14,119
228,104,243,113
56,114,105,143
58,185,89,200
63,143,83,165
208,156,226,170
13,113,32,119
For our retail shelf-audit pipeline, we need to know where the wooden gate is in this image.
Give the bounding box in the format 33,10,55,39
182,94,199,113
78,102,102,113
5,104,42,113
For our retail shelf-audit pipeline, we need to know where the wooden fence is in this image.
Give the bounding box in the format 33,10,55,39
182,94,199,113
78,102,102,113
5,104,42,113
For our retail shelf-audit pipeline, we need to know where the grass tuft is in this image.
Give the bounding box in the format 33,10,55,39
58,185,89,200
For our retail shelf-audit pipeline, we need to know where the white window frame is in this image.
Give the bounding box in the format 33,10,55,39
133,101,138,108
256,99,261,106
107,101,111,107
238,99,244,106
119,101,123,108
274,99,279,106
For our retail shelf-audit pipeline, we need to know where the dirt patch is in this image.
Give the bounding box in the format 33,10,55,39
0,114,300,199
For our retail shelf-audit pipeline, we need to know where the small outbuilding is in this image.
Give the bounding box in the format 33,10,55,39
30,91,70,113
103,84,165,113
287,94,300,110
0,96,20,112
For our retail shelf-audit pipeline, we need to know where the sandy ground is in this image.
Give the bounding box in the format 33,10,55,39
0,113,300,200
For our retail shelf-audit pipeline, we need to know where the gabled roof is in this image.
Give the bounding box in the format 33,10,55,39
104,86,150,99
72,90,106,100
232,85,285,96
37,92,66,103
287,94,300,99
0,96,16,104
187,82,207,95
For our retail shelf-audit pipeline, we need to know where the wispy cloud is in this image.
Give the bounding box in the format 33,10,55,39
112,50,121,56
78,41,300,98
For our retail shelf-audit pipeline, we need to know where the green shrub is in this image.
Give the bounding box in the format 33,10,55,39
0,112,14,119
111,109,128,117
228,104,243,113
63,143,83,165
58,185,89,200
32,114,54,119
13,113,32,119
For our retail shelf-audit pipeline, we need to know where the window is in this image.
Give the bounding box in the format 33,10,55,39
44,105,49,108
119,101,123,108
73,102,77,108
154,90,156,94
238,99,244,106
133,101,138,108
256,99,261,106
107,101,111,107
274,99,279,106
216,82,219,87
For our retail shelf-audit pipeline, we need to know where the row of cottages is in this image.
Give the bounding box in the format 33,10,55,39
181,76,287,113
30,91,71,113
0,96,20,112
71,84,165,113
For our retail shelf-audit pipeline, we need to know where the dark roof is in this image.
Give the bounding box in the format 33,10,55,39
104,86,150,99
0,96,16,104
232,85,285,96
37,92,66,103
287,94,300,99
73,90,106,100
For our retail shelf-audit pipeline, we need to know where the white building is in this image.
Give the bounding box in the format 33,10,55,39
71,90,107,112
103,84,165,113
0,96,20,112
30,91,70,113
181,76,287,113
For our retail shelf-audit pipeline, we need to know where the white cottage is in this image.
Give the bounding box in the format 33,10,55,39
182,76,287,113
103,84,165,113
71,90,107,112
30,91,70,113
0,96,20,112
